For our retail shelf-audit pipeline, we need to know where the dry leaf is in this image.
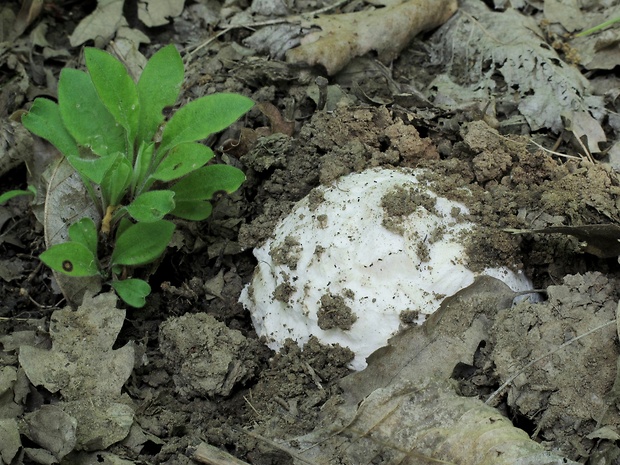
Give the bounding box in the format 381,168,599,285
44,158,102,305
297,379,579,465
560,3,620,71
431,0,605,135
19,292,134,399
13,0,43,40
286,0,458,75
69,0,124,47
507,224,620,258
257,101,295,136
289,278,575,465
570,110,607,153
19,292,135,452
138,0,185,27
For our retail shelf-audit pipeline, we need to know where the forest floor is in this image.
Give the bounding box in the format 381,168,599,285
2,0,620,464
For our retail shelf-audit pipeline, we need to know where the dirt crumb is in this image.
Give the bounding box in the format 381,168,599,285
491,272,620,460
317,293,357,330
159,313,261,398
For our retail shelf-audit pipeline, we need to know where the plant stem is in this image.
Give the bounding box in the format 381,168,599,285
574,16,620,37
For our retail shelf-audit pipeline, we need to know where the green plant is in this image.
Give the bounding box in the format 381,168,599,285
0,186,36,205
21,45,254,307
574,16,620,38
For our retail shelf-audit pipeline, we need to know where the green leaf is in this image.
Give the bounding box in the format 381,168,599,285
58,68,127,157
100,156,132,206
171,200,213,221
133,141,155,194
68,218,98,257
126,190,175,222
0,188,35,205
111,220,175,266
40,242,100,277
151,142,214,182
85,48,140,148
111,279,151,308
158,93,254,154
137,44,184,144
115,217,133,242
21,98,80,158
67,152,120,185
170,165,245,201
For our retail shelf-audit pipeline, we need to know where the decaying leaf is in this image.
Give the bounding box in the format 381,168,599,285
12,0,43,40
70,0,185,46
430,0,605,138
491,272,620,457
18,292,134,399
564,3,620,71
569,110,607,154
44,158,102,305
138,0,185,27
543,0,582,33
18,292,135,452
256,102,295,136
286,0,458,75
69,0,124,47
296,379,578,465
24,406,77,461
0,418,21,465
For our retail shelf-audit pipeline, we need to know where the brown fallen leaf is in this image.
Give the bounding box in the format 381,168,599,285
286,0,458,75
256,102,295,136
12,0,43,40
223,102,294,157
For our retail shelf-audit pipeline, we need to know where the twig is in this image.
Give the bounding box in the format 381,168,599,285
527,138,583,160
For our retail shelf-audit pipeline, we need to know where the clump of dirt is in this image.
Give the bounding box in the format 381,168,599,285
317,292,357,330
238,105,440,249
242,108,620,290
158,313,262,398
491,271,620,460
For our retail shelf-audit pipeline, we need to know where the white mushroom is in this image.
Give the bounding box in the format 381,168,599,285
240,168,533,370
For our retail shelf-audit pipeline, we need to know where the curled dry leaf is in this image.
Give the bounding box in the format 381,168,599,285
12,0,43,40
223,102,294,156
256,102,295,136
44,158,102,305
286,0,458,75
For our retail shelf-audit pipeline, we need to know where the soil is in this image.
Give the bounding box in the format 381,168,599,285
2,0,620,464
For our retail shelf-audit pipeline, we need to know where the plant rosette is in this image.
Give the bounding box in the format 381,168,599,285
21,45,254,307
